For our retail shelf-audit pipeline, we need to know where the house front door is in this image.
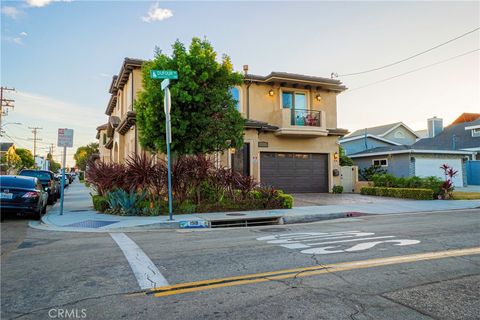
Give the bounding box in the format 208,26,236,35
231,143,250,177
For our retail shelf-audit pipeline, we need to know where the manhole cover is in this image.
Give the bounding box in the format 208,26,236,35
258,228,289,233
226,213,246,216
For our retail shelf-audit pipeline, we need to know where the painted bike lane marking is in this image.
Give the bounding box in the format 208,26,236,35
257,230,420,255
110,233,169,290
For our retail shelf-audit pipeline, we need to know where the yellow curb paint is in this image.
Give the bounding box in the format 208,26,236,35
150,247,480,298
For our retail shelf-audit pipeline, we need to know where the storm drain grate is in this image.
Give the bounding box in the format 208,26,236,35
63,220,119,228
210,217,280,228
69,209,89,212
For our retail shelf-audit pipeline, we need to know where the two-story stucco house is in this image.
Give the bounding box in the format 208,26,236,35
101,58,144,164
97,58,349,193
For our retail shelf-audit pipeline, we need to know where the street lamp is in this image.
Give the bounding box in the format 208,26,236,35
0,122,22,136
0,122,22,128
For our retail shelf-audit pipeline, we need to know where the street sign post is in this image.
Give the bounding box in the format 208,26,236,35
57,128,74,216
151,70,176,221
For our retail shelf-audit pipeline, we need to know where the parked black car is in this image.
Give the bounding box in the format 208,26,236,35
19,170,59,205
0,175,48,220
66,172,74,184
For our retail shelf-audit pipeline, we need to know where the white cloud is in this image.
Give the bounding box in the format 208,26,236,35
4,36,24,45
25,0,72,8
1,6,21,19
142,3,173,23
20,31,28,37
12,37,23,45
99,73,111,78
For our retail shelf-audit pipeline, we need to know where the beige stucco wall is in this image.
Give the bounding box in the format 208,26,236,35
239,83,339,129
97,129,111,163
107,67,144,164
220,129,341,192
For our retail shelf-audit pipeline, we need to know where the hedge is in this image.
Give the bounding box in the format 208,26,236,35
361,187,434,200
92,195,109,212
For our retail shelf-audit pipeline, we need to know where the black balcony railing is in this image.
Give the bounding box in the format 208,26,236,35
290,109,321,127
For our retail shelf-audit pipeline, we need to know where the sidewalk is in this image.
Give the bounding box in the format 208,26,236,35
30,181,480,232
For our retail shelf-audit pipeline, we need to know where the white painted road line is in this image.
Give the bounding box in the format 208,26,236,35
110,233,169,290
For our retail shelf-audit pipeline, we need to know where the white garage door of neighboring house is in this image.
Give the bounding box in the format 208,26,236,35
415,158,463,187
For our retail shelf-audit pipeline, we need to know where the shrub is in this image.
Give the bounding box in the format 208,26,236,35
278,193,294,208
372,174,443,197
332,185,343,194
105,189,148,216
86,160,127,195
361,187,434,200
87,155,295,215
91,195,109,212
359,165,387,181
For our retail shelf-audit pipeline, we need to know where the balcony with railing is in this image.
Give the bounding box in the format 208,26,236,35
275,108,327,137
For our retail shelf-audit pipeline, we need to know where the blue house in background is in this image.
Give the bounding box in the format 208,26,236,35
345,116,480,187
340,122,420,156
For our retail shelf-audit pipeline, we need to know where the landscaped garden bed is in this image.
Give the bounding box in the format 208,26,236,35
361,164,459,200
86,155,293,216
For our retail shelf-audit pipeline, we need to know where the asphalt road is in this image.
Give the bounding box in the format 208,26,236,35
1,209,479,320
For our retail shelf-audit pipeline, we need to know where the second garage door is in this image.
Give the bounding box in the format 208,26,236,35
260,152,329,193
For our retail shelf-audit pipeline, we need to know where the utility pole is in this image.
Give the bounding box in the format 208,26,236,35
28,126,43,158
0,87,16,135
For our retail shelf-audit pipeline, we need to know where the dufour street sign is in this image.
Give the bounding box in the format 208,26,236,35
150,69,178,221
150,70,178,80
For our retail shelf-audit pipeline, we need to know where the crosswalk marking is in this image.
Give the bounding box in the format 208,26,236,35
110,233,169,290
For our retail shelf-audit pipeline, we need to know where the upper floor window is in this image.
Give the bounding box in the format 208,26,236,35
103,133,107,145
230,87,241,112
282,91,307,110
472,128,480,137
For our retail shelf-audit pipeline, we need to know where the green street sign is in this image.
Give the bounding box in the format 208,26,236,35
150,70,178,80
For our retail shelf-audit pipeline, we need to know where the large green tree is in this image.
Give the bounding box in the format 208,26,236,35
15,148,35,170
74,142,99,171
135,38,245,155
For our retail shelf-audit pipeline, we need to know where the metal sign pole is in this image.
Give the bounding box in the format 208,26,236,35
165,88,174,221
59,145,66,215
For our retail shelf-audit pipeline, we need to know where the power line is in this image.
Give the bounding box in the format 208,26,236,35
332,26,480,78
2,132,27,149
8,135,52,145
345,48,480,93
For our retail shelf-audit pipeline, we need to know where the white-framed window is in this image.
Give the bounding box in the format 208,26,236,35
472,128,480,137
230,87,241,112
394,130,405,139
372,158,388,167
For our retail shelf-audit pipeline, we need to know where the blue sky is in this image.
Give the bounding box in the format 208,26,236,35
1,1,479,166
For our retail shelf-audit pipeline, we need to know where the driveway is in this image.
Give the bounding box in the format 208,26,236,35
292,193,409,207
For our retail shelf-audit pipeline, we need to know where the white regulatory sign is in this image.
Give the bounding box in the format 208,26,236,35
57,128,74,148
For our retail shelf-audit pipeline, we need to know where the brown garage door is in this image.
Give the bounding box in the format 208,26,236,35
260,152,329,193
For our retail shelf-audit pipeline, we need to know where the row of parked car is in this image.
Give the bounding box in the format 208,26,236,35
0,170,77,220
